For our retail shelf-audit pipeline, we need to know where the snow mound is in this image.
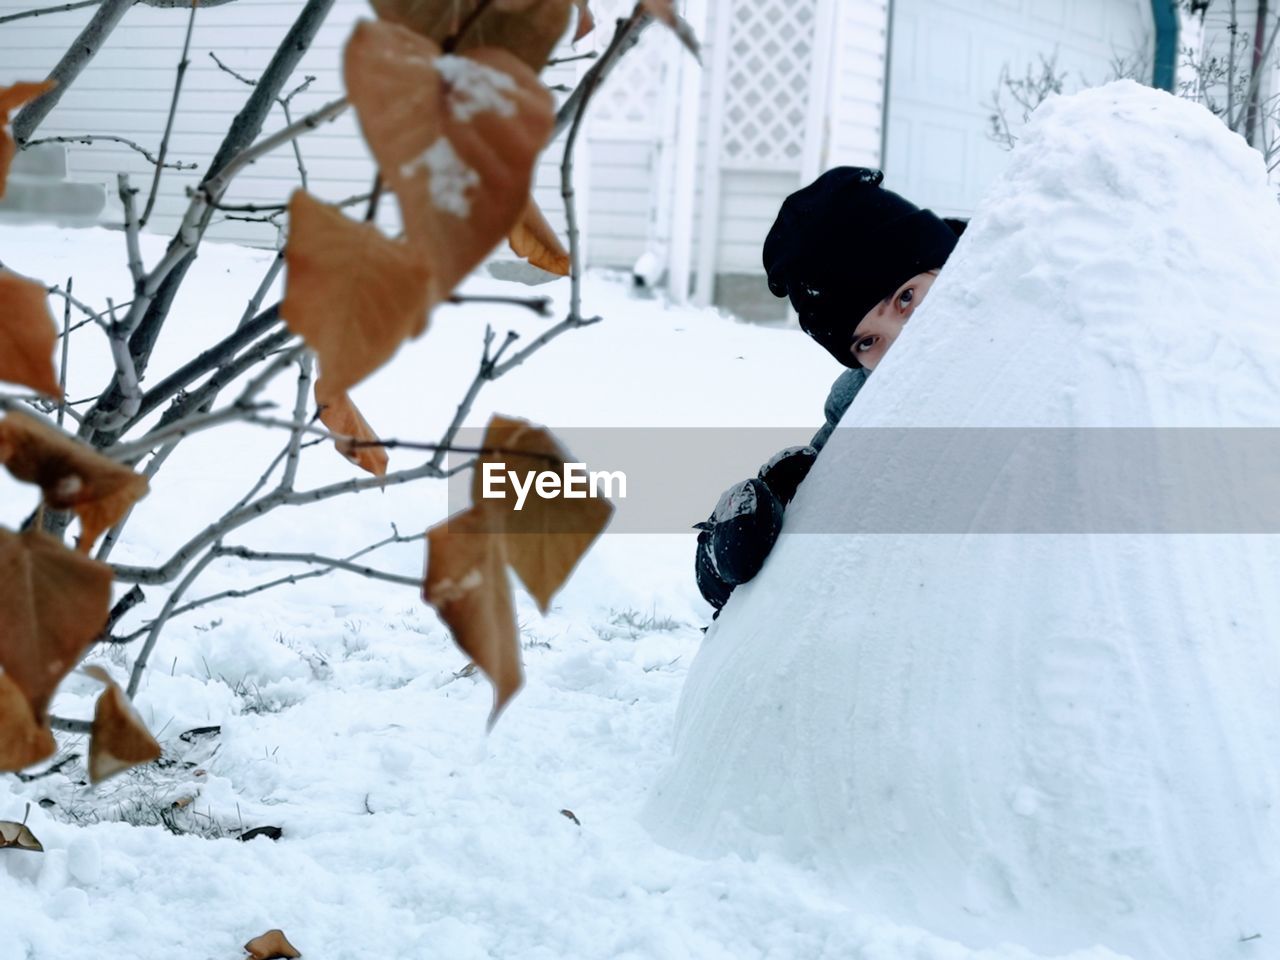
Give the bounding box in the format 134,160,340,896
643,81,1280,960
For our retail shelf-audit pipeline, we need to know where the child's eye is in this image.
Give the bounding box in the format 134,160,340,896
854,336,877,353
897,288,914,309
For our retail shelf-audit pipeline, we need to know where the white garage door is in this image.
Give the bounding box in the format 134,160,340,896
885,0,1155,216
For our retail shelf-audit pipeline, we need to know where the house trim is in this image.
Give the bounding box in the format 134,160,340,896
1152,0,1179,90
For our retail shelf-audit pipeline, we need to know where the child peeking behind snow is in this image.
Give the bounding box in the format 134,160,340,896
695,166,967,613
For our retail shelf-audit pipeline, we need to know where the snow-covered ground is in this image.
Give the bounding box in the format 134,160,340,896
5,81,1279,960
0,222,1008,960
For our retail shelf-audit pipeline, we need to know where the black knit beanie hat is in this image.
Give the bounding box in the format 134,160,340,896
763,167,963,368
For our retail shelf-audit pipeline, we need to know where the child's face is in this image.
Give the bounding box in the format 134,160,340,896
849,270,939,369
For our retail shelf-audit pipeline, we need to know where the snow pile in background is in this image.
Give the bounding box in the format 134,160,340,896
644,81,1280,960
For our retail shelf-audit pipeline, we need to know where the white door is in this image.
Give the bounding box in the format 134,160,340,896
885,0,1154,216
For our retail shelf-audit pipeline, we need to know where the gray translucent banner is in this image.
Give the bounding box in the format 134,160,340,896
446,428,1280,534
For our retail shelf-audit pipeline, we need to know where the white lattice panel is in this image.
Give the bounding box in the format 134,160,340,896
587,0,669,137
720,0,817,170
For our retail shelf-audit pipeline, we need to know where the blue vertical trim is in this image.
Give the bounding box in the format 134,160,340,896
1152,0,1179,91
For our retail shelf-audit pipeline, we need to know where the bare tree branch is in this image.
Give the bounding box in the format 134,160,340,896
552,7,652,141
0,0,97,26
79,0,338,446
215,544,420,588
141,0,199,226
22,134,197,170
446,293,553,316
0,0,241,25
280,352,314,491
124,303,282,429
56,277,72,428
83,96,344,434
11,0,135,143
126,544,220,697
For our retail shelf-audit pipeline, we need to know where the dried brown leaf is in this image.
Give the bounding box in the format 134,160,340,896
0,527,112,729
0,671,55,773
424,507,522,725
244,928,302,959
640,0,700,59
281,189,432,399
508,198,570,276
0,410,149,551
469,414,612,613
314,385,389,477
0,81,55,200
0,268,62,398
369,0,572,72
571,0,594,42
83,665,161,784
344,21,554,301
0,812,44,852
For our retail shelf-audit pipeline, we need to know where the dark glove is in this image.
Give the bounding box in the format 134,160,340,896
757,445,817,505
694,526,734,611
693,478,785,610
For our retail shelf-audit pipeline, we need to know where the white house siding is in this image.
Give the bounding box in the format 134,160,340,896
580,0,672,269
0,0,648,268
825,0,890,169
1,0,381,244
884,0,1155,216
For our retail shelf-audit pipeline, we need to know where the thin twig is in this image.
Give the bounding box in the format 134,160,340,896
212,191,370,215
429,326,519,471
215,544,420,588
552,8,652,141
281,352,314,490
0,0,97,26
363,174,384,223
446,293,553,316
127,544,221,697
23,134,198,170
50,716,92,734
142,0,199,225
207,50,257,87
119,174,145,288
238,258,283,330
57,277,72,427
110,528,425,642
547,50,599,67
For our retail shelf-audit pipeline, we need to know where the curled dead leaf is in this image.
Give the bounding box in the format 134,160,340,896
0,269,62,399
369,0,572,73
571,0,594,42
508,199,570,276
83,665,161,784
282,189,432,399
244,928,302,960
344,20,554,304
0,671,56,773
314,385,389,477
469,415,613,613
424,507,522,726
0,527,112,731
0,410,148,551
0,810,43,852
0,81,56,199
